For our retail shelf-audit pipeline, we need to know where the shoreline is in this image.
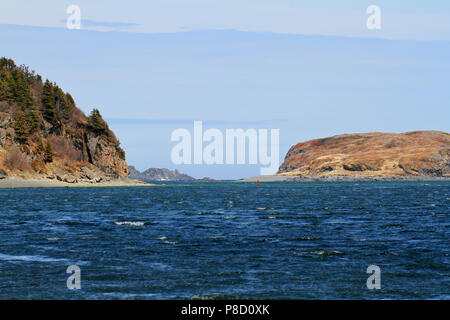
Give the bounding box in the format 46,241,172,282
237,175,450,182
1,175,449,187
0,177,155,188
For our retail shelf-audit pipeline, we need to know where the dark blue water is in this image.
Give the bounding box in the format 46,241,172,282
0,181,448,299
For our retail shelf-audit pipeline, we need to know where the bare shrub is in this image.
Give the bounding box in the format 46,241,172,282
49,135,81,162
71,107,87,126
4,146,32,172
0,101,10,113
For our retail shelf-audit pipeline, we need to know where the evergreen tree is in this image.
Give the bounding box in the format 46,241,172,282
0,57,15,71
0,69,14,102
88,108,108,134
42,79,58,123
14,110,29,142
26,106,40,133
0,79,10,101
10,69,32,107
65,93,75,106
44,139,53,163
56,87,73,121
37,139,44,153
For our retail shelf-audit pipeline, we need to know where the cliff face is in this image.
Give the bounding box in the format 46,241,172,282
0,58,128,182
278,131,450,178
128,166,195,181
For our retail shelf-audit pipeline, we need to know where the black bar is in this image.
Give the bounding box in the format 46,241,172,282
0,300,446,319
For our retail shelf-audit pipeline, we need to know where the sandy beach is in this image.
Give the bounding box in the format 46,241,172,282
0,177,155,188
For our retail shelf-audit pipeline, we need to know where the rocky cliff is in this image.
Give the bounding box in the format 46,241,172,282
128,166,195,181
0,57,128,183
278,131,449,178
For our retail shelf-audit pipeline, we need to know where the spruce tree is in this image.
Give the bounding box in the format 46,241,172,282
44,139,53,163
42,80,57,123
88,108,108,134
14,110,29,142
11,69,32,107
25,106,40,133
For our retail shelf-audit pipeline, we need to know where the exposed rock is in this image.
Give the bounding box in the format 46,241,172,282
86,134,128,177
0,113,13,146
80,166,96,180
278,131,450,178
64,176,78,184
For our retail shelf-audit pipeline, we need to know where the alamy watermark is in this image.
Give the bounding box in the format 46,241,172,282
366,265,381,290
66,265,81,290
66,4,81,29
170,121,279,175
366,5,381,30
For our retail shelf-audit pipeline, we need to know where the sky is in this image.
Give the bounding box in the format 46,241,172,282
2,0,450,40
0,1,449,179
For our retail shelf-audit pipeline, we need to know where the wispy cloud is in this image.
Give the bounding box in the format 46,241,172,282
106,118,288,126
59,19,138,30
81,19,139,29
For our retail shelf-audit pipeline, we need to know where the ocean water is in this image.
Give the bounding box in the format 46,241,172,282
0,181,448,299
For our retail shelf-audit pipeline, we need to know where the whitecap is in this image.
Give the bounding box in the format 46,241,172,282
163,241,179,245
310,250,344,256
114,221,145,226
209,235,226,239
351,238,367,242
0,253,69,263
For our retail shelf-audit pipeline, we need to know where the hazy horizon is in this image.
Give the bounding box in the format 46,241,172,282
1,23,449,179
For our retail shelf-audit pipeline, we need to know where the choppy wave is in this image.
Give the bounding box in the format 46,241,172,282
0,253,69,263
0,181,448,299
114,221,146,226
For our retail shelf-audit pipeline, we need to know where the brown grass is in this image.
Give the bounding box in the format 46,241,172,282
279,131,449,177
31,158,46,173
49,135,81,162
4,146,32,172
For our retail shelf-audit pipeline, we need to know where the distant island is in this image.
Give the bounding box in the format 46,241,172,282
128,166,195,181
241,131,449,182
0,57,145,187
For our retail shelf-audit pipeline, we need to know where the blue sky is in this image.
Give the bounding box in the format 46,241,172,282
2,0,450,40
1,2,449,178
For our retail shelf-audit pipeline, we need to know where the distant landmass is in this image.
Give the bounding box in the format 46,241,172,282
0,57,130,184
128,166,195,181
278,131,449,179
